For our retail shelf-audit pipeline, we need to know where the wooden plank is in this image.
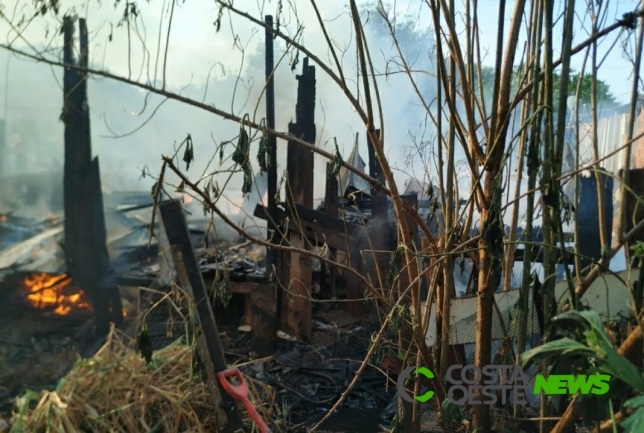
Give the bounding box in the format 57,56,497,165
159,200,244,433
282,233,311,340
249,283,277,357
0,226,63,269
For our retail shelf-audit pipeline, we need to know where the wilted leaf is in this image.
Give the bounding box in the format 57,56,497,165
182,134,194,170
135,323,153,364
257,132,269,174
233,127,250,165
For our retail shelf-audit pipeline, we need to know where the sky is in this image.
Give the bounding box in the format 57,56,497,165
0,0,641,219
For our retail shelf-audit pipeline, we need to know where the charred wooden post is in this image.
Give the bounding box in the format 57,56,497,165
62,17,121,334
91,157,123,324
159,200,244,433
231,282,276,356
265,15,279,276
324,163,338,297
281,58,316,341
398,192,418,433
367,129,390,289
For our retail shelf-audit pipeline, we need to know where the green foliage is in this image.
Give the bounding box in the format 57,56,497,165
478,65,618,110
521,310,644,431
439,399,463,426
552,70,617,108
622,396,644,433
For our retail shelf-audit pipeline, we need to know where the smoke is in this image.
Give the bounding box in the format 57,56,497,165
0,1,448,232
4,0,632,237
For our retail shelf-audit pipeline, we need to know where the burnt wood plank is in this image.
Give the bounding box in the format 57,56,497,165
159,200,244,432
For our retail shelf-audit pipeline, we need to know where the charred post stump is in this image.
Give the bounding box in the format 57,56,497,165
62,17,121,334
160,200,244,433
281,58,315,341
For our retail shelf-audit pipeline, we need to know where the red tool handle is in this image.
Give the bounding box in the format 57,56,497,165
218,369,272,433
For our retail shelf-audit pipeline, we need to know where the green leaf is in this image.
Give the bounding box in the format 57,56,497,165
440,399,463,425
625,395,644,409
621,407,644,433
520,337,594,368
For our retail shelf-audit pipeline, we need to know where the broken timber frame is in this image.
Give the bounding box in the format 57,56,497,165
62,16,122,334
280,57,316,340
159,200,244,433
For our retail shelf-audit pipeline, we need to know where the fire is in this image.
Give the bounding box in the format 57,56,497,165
24,273,92,315
0,214,6,223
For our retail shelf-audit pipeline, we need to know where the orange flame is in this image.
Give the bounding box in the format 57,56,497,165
0,214,6,223
24,273,92,315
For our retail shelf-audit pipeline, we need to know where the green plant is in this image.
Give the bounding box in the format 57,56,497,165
521,310,644,431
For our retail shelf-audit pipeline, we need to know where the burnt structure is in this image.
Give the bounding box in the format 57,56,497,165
282,57,316,340
62,16,122,333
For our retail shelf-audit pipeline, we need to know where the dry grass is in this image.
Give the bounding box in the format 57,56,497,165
8,326,276,433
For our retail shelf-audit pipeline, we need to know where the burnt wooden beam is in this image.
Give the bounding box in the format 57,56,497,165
264,15,279,280
324,163,338,297
248,283,276,357
159,200,244,433
281,57,316,341
91,157,123,325
62,17,120,334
